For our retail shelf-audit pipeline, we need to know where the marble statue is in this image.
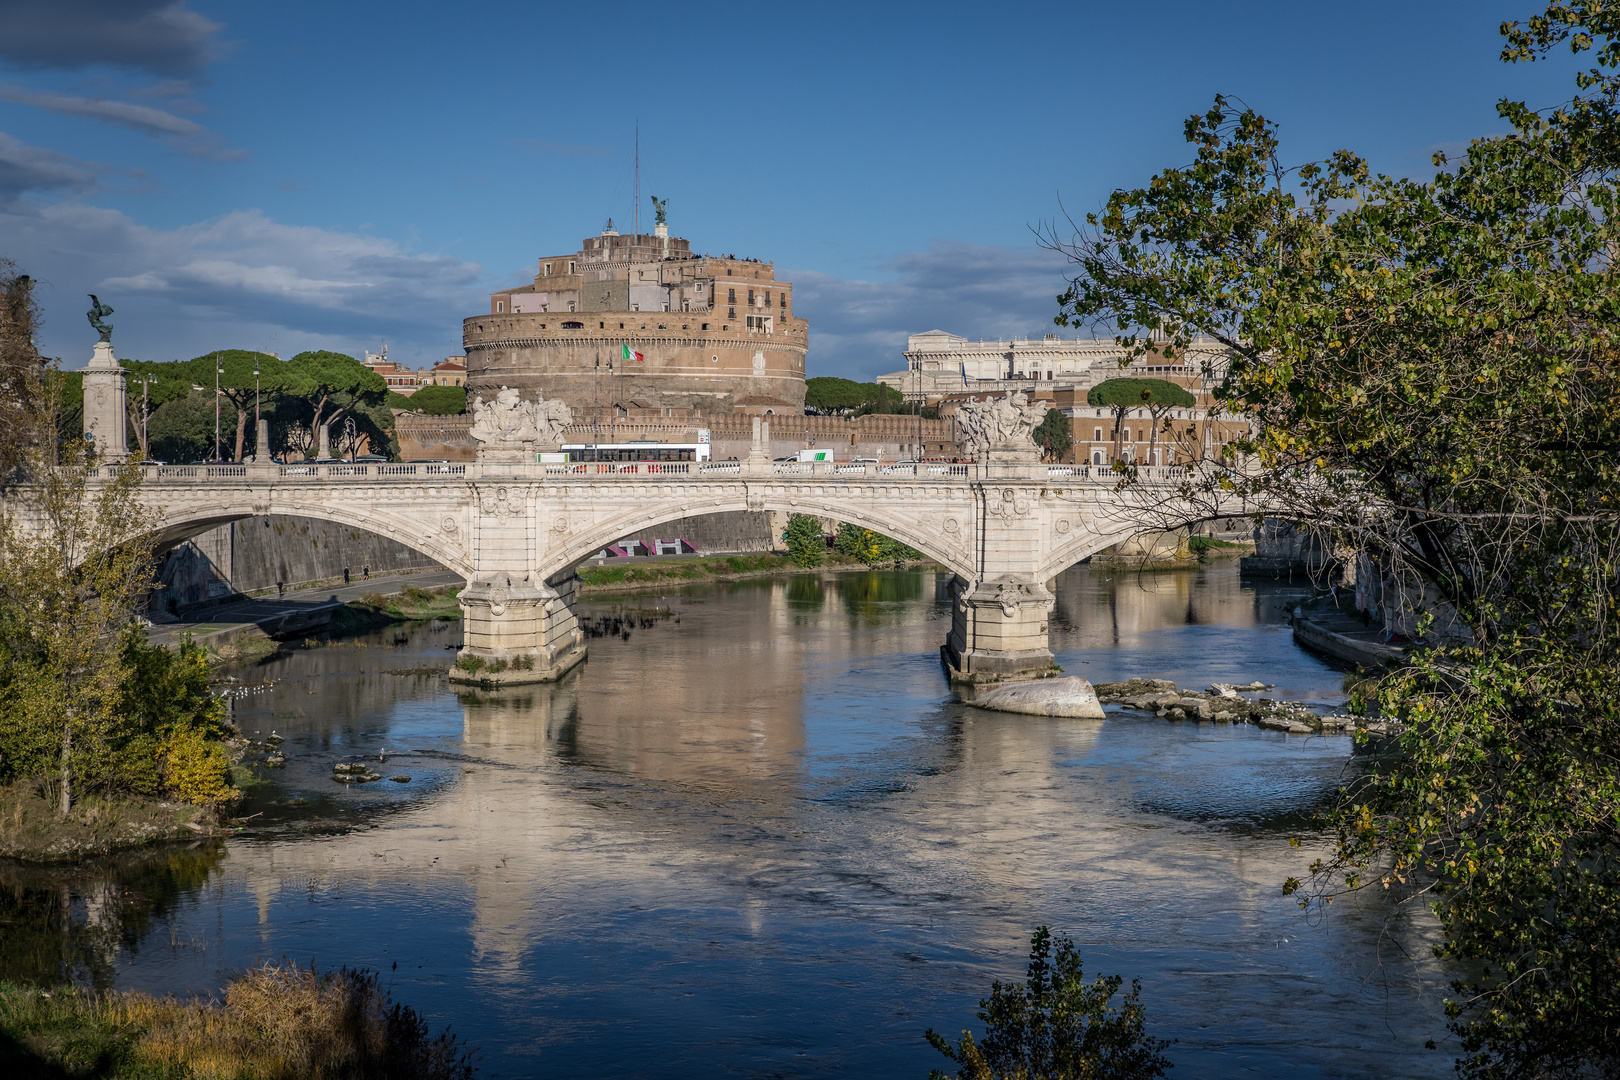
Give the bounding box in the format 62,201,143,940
469,386,572,458
955,390,1047,457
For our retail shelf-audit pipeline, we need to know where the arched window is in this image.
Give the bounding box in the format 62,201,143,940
562,321,584,329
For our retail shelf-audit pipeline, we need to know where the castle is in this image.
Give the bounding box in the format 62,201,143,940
466,212,807,415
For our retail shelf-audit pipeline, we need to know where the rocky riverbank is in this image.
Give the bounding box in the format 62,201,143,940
1094,678,1398,736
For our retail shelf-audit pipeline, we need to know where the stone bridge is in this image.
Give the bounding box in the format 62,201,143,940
89,455,1227,687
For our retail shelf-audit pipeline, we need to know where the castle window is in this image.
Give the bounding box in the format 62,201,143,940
728,288,736,303
780,294,786,308
712,355,718,363
569,261,576,274
764,291,770,307
563,321,583,329
702,323,709,330
728,308,736,319
568,301,576,312
748,290,755,305
544,263,552,276
496,300,504,312
1094,428,1103,441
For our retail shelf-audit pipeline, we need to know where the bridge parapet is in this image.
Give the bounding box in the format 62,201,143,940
86,460,1193,486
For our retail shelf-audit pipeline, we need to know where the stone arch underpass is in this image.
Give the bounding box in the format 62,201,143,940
54,462,1232,690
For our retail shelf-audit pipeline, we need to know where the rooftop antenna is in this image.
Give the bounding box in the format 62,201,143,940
633,119,639,240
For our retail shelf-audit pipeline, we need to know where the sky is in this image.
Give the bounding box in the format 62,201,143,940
0,0,1587,380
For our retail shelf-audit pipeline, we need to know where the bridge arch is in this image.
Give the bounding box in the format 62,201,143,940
539,492,976,583
144,497,475,579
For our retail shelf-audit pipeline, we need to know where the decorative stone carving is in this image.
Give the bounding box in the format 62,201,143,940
480,485,519,519
943,516,961,536
1055,518,1072,535
954,390,1046,457
985,487,1033,519
468,386,571,460
440,515,460,539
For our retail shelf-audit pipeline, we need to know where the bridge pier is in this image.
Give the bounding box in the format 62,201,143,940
450,572,586,688
942,574,1057,684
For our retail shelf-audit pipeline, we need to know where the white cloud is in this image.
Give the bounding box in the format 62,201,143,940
789,241,1076,381
5,199,485,366
0,83,238,159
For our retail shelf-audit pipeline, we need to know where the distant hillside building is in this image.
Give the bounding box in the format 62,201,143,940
363,345,423,395
425,356,465,387
466,215,807,414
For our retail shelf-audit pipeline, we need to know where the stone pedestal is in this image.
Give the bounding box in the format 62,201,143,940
451,572,586,687
82,341,129,463
317,423,331,460
254,416,270,462
942,574,1057,684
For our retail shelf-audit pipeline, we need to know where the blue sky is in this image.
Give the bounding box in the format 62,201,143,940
0,0,1583,379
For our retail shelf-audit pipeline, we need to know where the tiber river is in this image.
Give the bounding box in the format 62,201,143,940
0,563,1458,1078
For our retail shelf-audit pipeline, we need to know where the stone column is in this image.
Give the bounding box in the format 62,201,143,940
255,417,270,462
82,340,129,463
317,423,331,460
452,572,586,687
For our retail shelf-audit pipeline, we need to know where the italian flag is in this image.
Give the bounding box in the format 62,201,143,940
621,344,644,363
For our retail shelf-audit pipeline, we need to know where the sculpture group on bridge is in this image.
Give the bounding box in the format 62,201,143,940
953,390,1047,458
468,386,572,461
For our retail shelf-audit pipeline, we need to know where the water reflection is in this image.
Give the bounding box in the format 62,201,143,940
0,844,225,989
0,564,1450,1078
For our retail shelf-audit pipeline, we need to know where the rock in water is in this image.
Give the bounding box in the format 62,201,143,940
968,677,1105,719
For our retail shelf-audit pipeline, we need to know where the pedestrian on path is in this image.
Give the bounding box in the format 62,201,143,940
344,567,350,583
363,565,370,579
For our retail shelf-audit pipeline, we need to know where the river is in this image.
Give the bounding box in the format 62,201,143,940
0,562,1455,1078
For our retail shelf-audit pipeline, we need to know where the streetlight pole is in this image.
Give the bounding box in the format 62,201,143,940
213,351,222,462
253,355,261,462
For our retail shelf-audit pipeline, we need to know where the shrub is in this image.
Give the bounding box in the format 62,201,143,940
784,514,826,568
453,656,485,673
926,926,1172,1080
835,523,922,566
161,728,237,808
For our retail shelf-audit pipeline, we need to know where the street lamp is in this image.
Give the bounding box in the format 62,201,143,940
253,354,261,462
213,351,222,463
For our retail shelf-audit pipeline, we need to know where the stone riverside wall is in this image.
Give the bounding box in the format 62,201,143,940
394,412,959,462
156,515,445,612
594,510,776,556
156,509,779,613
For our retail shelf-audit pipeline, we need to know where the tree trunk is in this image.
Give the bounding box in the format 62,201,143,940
233,405,248,462
59,714,71,816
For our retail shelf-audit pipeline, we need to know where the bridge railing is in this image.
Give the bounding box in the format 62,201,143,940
82,460,1195,485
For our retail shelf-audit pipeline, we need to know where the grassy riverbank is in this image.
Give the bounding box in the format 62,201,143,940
0,963,475,1079
576,553,938,593
326,585,463,636
0,782,210,864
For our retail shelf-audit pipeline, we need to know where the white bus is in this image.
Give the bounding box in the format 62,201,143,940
558,441,711,463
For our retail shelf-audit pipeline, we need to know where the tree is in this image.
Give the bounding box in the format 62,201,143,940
179,351,287,463
834,522,921,565
1034,408,1072,463
1084,379,1194,465
279,351,388,460
0,259,48,480
0,429,159,814
783,514,825,567
926,927,1173,1080
1045,4,1620,1072
120,359,192,460
147,390,236,465
804,376,908,415
405,385,468,415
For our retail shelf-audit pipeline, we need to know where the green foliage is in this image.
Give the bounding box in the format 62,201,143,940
1084,379,1195,410
1051,4,1620,1072
407,385,468,415
783,514,826,567
277,350,391,460
834,522,921,565
1034,408,1072,462
925,926,1173,1080
145,389,234,463
805,376,907,414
